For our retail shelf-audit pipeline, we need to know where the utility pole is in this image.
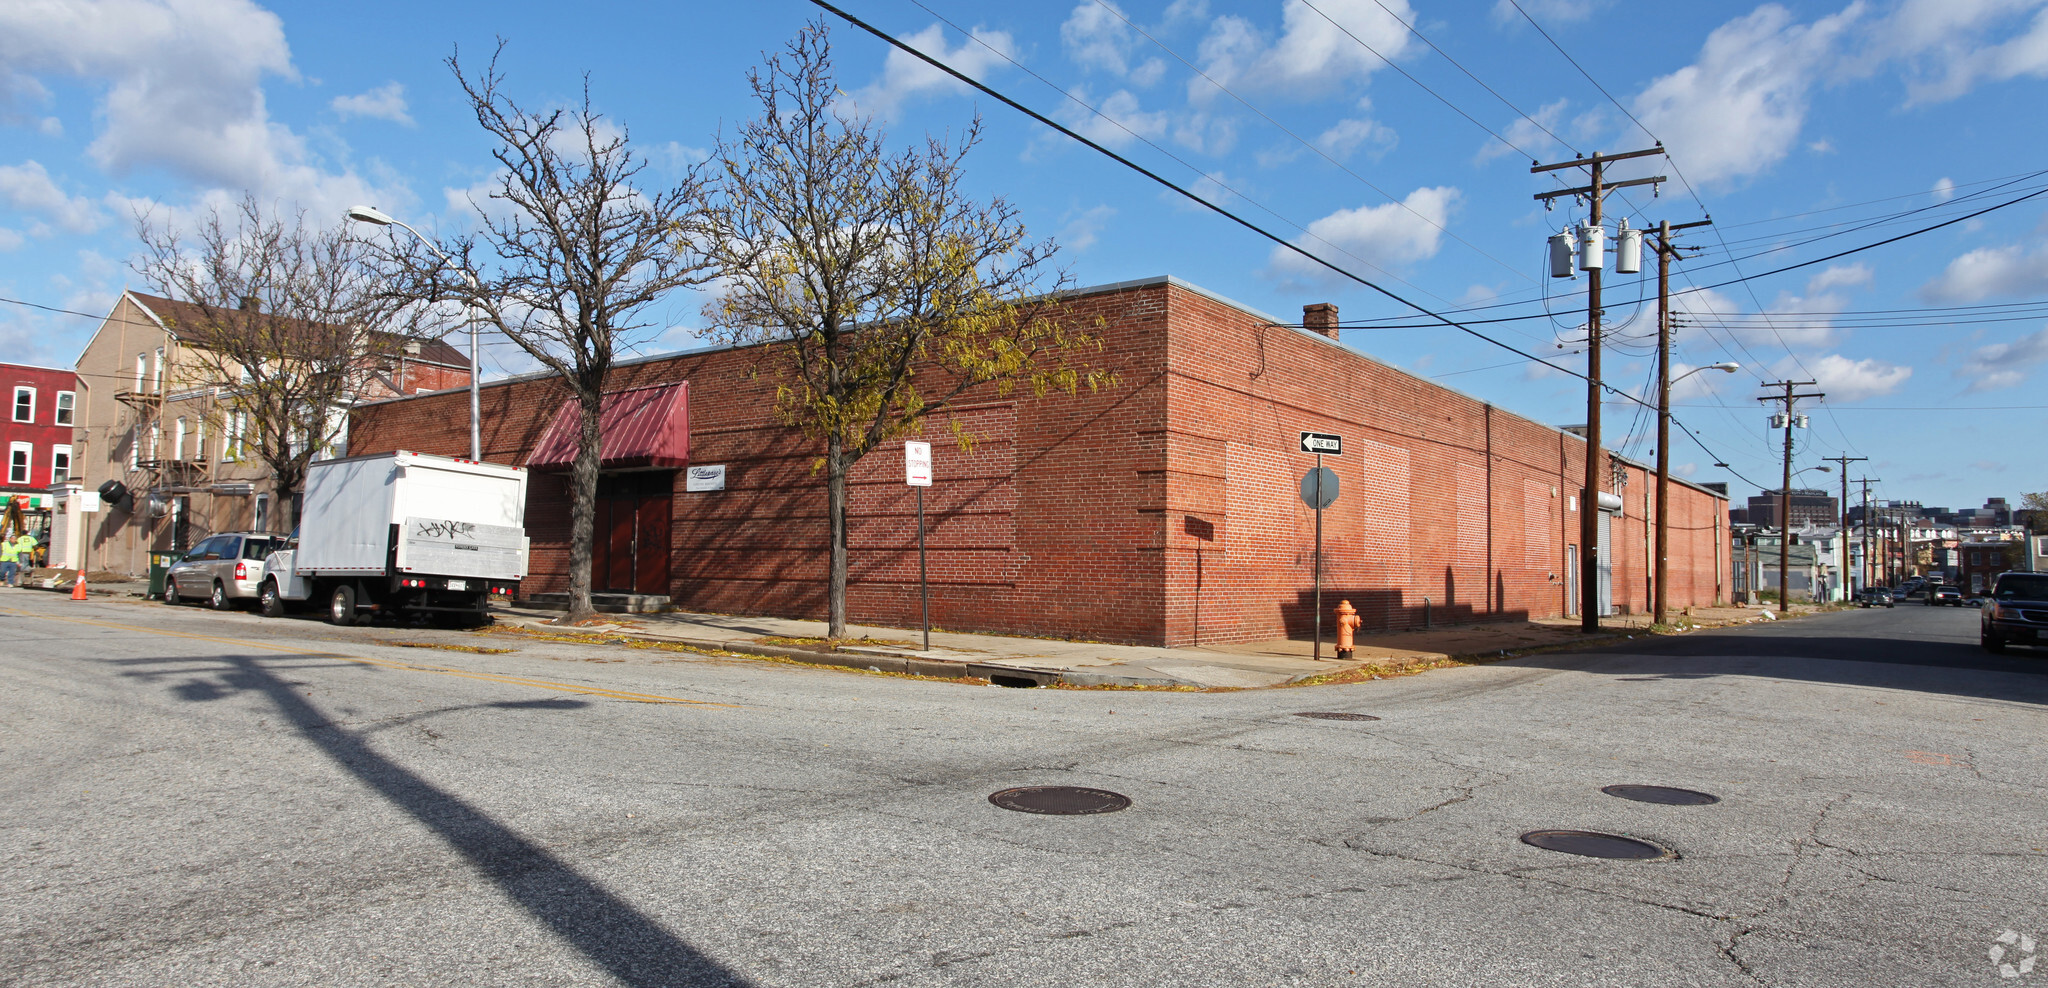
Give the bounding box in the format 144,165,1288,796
1759,380,1823,612
1534,146,1666,632
1824,454,1866,600
1651,217,1712,626
1856,477,1880,593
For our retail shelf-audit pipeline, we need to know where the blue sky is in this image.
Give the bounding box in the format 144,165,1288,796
2,0,2044,513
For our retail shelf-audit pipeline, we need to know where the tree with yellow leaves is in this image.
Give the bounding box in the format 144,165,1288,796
704,22,1115,637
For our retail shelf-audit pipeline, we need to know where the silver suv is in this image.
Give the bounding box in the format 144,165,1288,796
164,532,285,610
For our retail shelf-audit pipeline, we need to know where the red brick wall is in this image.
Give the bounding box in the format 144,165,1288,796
348,278,1725,646
1150,283,1724,645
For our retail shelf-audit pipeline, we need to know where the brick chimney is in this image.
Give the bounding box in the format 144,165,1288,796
1303,302,1339,340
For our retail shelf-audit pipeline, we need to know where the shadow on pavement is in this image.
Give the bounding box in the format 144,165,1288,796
140,653,750,988
1512,624,2048,705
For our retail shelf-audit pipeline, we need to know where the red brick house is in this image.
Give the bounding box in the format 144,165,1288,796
348,277,1729,646
2,361,80,540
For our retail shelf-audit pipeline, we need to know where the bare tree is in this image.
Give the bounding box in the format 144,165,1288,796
705,23,1115,637
377,44,714,624
2022,491,2048,534
134,195,414,532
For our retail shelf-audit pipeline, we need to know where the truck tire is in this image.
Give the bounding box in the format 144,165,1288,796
329,584,358,626
260,579,286,618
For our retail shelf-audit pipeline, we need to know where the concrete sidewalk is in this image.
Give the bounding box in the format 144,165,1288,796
19,571,1818,689
485,601,1812,689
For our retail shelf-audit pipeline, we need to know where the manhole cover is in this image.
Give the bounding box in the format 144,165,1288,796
988,786,1131,815
1602,784,1720,805
1294,711,1381,721
1520,830,1671,859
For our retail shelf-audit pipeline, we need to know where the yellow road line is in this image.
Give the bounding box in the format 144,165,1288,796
2,607,739,709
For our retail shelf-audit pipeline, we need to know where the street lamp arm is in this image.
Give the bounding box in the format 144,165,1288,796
1671,362,1740,387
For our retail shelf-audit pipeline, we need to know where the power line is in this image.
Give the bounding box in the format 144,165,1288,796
1079,0,1533,285
809,0,1762,484
814,1,1581,376
1355,0,1576,154
1503,0,1656,142
895,0,1464,308
0,295,105,320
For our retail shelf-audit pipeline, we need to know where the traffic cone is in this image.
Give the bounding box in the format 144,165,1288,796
70,570,87,601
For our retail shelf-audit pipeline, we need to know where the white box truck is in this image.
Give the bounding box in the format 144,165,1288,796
258,450,529,626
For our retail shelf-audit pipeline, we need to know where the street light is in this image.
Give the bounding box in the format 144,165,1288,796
346,205,482,462
1654,360,1740,624
1672,362,1741,386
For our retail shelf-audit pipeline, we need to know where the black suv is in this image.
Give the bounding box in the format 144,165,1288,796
1981,572,2048,653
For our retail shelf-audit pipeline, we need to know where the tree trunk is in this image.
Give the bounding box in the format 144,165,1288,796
563,391,603,624
826,433,848,638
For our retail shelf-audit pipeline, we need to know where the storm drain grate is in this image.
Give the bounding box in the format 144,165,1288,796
1294,712,1381,721
988,786,1132,815
1520,830,1671,860
1602,784,1720,805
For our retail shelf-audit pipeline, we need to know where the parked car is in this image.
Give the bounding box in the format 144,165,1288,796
1982,572,2048,653
1929,585,1963,606
164,532,286,610
1860,587,1895,608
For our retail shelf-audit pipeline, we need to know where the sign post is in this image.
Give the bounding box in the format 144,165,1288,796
904,441,933,650
1298,433,1342,660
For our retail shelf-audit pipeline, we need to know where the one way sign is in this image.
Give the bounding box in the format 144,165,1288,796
1299,431,1343,455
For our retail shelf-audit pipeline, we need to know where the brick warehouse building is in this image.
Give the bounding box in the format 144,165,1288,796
348,276,1729,647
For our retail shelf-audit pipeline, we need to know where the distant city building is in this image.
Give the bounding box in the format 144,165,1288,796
1747,489,1839,529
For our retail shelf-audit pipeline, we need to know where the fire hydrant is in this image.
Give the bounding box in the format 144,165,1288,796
1334,599,1362,659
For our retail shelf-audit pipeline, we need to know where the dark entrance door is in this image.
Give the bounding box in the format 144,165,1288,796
593,472,673,595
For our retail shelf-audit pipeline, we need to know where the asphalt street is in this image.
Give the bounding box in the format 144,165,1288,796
3,590,2044,987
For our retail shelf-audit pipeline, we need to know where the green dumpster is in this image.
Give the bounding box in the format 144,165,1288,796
148,551,182,600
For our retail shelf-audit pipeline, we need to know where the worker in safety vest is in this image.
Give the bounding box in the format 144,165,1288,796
0,534,18,587
10,533,35,583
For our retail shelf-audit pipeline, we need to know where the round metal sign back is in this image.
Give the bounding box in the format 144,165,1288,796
1300,467,1340,509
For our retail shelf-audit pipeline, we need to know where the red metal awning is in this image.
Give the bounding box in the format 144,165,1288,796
524,383,689,471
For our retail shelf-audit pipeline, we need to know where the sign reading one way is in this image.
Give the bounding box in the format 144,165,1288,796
904,441,932,487
1299,431,1343,455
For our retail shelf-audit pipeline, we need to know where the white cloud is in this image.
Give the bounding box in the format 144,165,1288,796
1270,186,1459,281
1931,176,1956,202
1956,326,2048,392
1316,115,1397,160
1058,203,1116,251
0,0,293,183
0,161,104,233
1804,262,1873,293
0,0,404,224
1788,353,1913,402
1191,0,1415,102
1921,243,2048,301
848,23,1017,121
1633,4,1863,186
1059,87,1170,149
330,82,413,127
1063,2,1137,76
1878,0,2048,103
1476,98,1569,163
0,228,24,251
1490,0,1609,24
1677,265,1870,350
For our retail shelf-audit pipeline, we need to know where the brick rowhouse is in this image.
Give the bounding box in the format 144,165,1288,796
348,277,1728,646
